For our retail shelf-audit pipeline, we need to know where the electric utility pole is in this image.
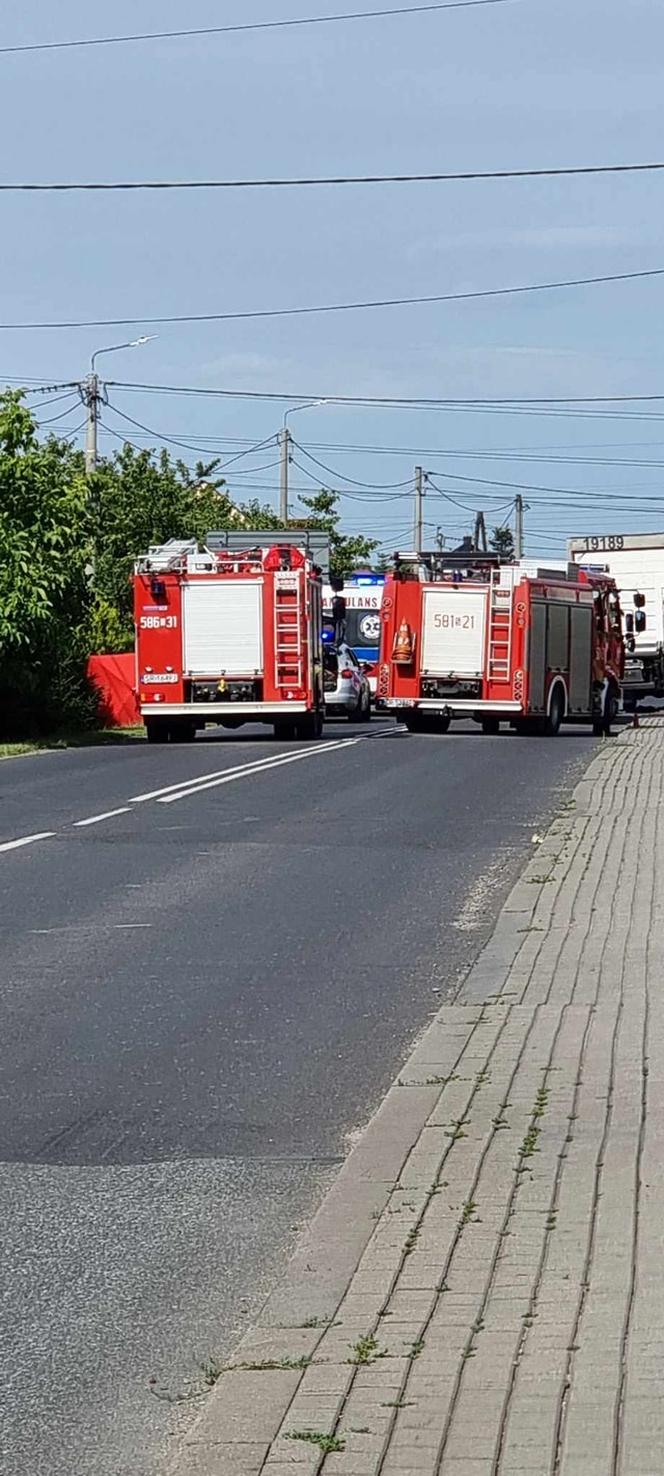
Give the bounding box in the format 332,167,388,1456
279,426,291,523
414,465,425,554
82,335,157,478
514,494,525,559
82,372,100,477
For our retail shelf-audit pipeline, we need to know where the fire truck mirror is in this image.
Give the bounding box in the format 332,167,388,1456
625,611,634,636
634,591,646,609
635,610,647,634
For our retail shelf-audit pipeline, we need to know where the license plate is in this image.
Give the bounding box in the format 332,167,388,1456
142,673,178,685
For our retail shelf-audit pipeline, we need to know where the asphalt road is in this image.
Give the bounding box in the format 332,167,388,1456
0,718,598,1476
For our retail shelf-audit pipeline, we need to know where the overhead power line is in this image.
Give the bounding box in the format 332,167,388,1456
0,2,519,56
3,264,662,331
2,160,664,192
292,440,412,489
107,379,664,409
104,400,279,466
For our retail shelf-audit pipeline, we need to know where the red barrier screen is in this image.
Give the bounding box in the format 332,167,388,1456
87,654,140,728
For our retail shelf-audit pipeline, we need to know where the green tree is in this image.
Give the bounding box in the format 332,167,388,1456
89,445,285,650
0,392,94,735
489,525,515,559
296,488,377,579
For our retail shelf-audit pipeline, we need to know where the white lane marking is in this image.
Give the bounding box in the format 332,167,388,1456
114,923,153,929
158,737,365,805
130,738,357,805
0,831,56,855
74,807,132,828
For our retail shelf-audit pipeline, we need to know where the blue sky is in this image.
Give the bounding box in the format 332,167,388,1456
2,0,664,556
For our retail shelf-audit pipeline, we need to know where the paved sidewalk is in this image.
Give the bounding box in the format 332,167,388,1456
173,719,664,1476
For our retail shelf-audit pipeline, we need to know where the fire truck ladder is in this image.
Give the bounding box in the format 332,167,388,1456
274,575,304,690
488,570,513,682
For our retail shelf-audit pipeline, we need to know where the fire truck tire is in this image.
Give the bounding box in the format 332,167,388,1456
404,711,450,734
145,719,170,744
542,685,565,737
593,689,619,737
273,719,298,741
169,720,197,743
295,713,324,740
481,717,500,735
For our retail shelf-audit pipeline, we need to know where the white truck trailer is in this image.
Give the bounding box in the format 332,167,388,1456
568,533,662,707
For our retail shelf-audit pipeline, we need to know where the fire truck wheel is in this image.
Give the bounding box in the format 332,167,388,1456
593,689,618,737
169,720,197,743
145,719,170,744
542,684,565,737
273,719,298,741
481,717,500,735
295,713,323,740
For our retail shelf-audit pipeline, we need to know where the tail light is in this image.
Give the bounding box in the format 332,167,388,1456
340,667,353,679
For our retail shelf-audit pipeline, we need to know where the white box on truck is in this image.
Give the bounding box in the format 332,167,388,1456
568,533,664,701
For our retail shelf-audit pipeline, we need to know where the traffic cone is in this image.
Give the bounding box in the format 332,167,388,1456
392,620,414,663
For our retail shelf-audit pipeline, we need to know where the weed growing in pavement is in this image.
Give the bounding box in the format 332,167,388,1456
348,1334,388,1366
200,1358,224,1388
287,1430,345,1454
300,1316,336,1329
232,1355,312,1372
519,1124,541,1160
445,1116,470,1142
461,1199,479,1225
408,1338,425,1359
403,1225,420,1256
526,875,553,885
382,1398,416,1409
350,1425,371,1434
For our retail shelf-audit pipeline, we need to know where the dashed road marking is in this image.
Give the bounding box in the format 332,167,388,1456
0,832,56,854
74,807,132,827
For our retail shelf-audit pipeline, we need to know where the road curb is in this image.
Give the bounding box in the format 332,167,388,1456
168,730,634,1476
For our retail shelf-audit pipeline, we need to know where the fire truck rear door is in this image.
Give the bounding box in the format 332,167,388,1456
421,588,487,677
183,580,263,675
569,605,593,710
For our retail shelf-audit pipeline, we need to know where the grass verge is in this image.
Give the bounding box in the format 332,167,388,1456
0,726,146,761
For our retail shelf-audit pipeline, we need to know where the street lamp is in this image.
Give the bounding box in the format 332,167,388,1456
84,335,158,475
280,399,329,522
90,334,157,375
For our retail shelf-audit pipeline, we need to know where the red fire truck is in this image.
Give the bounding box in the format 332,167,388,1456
378,551,625,736
134,532,328,743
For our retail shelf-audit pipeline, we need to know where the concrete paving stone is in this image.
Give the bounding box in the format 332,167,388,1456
184,1370,301,1446
381,1449,443,1472
296,1362,354,1395
352,1361,411,1389
176,1445,270,1476
264,1468,322,1476
336,1293,390,1325
265,1442,321,1469
621,1400,664,1436
226,1326,322,1367
618,1440,664,1476
385,1290,438,1321
284,1395,348,1430
321,1458,382,1476
443,1435,500,1462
